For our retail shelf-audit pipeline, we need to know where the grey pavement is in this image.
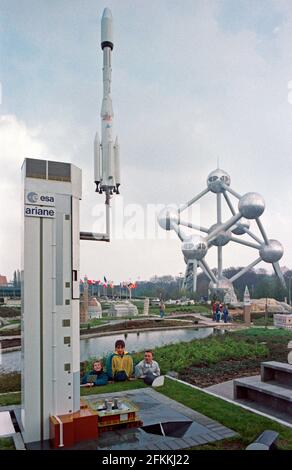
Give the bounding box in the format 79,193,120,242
24,387,237,450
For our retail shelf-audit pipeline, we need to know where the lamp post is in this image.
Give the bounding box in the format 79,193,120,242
265,297,268,329
288,278,292,306
179,272,183,292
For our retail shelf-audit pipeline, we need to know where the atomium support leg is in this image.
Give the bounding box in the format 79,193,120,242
256,218,269,245
224,185,242,200
207,213,242,244
272,262,287,289
229,257,262,283
216,194,223,277
172,222,187,242
193,259,198,292
218,247,223,278
179,220,209,233
179,188,210,213
223,190,236,215
200,259,217,284
229,236,261,250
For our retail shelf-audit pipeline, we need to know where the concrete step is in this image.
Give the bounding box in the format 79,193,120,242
234,376,292,418
261,361,292,389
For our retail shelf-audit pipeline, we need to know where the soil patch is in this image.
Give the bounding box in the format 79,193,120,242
0,338,20,348
0,306,20,318
180,359,262,388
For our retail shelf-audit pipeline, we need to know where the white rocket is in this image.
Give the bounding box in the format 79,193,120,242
94,7,120,196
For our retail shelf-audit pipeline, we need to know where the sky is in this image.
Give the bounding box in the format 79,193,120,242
1,0,292,283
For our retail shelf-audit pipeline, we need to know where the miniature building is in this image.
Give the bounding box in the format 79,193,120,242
80,282,89,324
274,314,292,330
90,397,142,433
0,275,8,286
108,301,138,317
88,297,102,319
143,298,150,316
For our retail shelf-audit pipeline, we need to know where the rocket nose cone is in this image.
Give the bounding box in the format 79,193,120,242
101,7,113,46
102,7,112,20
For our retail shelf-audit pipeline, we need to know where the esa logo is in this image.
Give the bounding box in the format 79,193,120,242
27,192,38,203
40,195,54,203
26,192,55,206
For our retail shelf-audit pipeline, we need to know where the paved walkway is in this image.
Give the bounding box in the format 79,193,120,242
206,376,292,426
73,388,237,450
16,387,236,450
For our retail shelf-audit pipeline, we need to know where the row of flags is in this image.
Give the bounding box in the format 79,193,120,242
80,278,137,289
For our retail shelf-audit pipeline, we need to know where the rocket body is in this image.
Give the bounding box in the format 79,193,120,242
94,8,120,195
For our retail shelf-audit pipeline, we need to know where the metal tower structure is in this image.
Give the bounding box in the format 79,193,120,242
158,168,286,295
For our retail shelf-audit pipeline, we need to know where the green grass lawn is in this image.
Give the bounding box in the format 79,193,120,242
80,318,107,329
0,382,145,406
148,304,210,316
0,392,21,407
80,379,147,396
0,437,15,450
132,334,268,373
157,377,292,450
233,327,292,341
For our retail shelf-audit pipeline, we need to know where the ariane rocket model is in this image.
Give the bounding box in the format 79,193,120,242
94,7,120,198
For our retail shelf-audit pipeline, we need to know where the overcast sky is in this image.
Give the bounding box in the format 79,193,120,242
1,0,292,283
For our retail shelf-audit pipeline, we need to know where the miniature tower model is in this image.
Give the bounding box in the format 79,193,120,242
243,285,251,326
21,158,82,443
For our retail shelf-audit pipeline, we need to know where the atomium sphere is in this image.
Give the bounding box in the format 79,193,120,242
207,169,231,193
181,236,208,261
231,218,250,235
208,223,231,246
157,206,179,231
209,277,233,291
259,239,284,263
238,192,265,219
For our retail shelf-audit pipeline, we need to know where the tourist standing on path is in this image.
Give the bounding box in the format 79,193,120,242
159,301,165,318
223,305,229,323
215,302,220,322
212,301,217,321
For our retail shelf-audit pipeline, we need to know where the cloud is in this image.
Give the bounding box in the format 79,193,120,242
1,0,292,282
0,115,52,279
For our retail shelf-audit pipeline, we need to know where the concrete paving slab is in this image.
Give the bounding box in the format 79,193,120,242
206,376,292,426
24,387,236,450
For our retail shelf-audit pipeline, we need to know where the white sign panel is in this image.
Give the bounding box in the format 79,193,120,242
25,205,56,218
25,191,55,206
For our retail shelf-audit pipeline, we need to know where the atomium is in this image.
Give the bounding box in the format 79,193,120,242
158,168,286,295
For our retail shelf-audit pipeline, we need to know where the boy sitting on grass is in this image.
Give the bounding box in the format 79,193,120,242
81,359,108,387
106,339,134,382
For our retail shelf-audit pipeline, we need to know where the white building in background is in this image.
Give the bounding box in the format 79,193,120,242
21,158,81,443
88,297,102,319
108,301,138,318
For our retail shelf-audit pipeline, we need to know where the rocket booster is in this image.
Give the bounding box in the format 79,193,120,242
94,7,120,195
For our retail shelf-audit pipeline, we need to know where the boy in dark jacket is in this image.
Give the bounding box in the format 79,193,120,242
81,360,108,387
